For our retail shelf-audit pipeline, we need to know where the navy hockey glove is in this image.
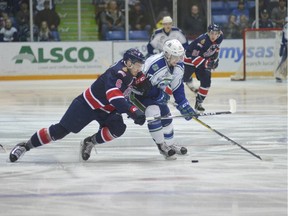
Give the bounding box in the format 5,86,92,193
132,72,152,96
176,99,197,120
128,106,146,125
279,45,285,57
205,58,219,70
153,90,170,105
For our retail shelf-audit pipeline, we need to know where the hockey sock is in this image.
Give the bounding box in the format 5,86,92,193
91,127,116,144
163,123,175,146
196,87,209,103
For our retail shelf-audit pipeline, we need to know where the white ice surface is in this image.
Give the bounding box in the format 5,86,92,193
0,78,287,216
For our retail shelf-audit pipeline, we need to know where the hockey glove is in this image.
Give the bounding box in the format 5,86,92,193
132,72,152,96
128,106,146,125
205,58,218,70
176,99,197,120
279,45,285,57
153,90,170,105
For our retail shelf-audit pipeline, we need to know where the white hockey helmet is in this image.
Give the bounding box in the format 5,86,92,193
162,16,173,24
163,39,185,61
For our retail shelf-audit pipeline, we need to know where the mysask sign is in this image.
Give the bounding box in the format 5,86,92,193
0,42,112,75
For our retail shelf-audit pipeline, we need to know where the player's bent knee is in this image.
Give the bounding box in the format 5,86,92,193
49,123,70,141
107,113,126,137
145,105,160,118
162,119,172,127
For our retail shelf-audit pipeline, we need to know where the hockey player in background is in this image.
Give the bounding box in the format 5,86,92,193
146,16,188,57
183,24,223,112
9,48,146,162
275,17,287,83
130,39,197,160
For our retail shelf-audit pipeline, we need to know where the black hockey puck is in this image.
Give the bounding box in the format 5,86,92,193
191,160,199,163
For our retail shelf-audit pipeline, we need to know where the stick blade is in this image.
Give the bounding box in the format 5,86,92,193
260,156,274,162
229,99,237,113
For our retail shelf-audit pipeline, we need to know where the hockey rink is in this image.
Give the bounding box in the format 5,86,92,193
0,78,287,216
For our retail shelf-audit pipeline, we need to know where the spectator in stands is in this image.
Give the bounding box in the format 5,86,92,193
249,0,270,22
38,20,54,41
251,9,274,29
0,18,18,42
99,0,125,40
34,0,61,41
271,0,287,28
34,0,54,14
183,4,206,40
226,0,249,39
0,10,17,28
15,1,30,41
129,1,151,33
15,2,29,26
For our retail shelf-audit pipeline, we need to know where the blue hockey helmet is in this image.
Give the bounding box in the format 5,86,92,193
123,48,145,64
208,24,221,32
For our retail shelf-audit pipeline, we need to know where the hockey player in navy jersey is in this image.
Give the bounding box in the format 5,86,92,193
9,48,146,162
146,16,188,57
130,39,196,160
183,24,223,112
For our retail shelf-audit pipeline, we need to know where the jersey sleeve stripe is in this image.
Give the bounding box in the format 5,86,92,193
106,88,125,102
192,56,205,68
83,87,115,113
83,87,104,109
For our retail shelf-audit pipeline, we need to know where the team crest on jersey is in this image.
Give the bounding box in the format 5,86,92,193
152,63,159,71
200,39,205,45
116,79,123,88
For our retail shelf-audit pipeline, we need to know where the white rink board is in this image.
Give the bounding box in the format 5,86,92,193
0,42,112,75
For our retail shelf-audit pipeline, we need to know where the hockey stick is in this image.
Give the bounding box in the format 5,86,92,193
146,99,236,121
192,117,272,161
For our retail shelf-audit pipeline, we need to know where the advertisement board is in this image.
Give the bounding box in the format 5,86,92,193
0,42,112,76
0,39,279,79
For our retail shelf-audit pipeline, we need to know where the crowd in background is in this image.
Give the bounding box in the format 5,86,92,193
0,0,60,42
0,0,287,42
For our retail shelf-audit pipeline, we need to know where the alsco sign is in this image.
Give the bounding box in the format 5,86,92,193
12,46,95,64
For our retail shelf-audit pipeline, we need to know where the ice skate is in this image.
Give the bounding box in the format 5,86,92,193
185,81,198,93
157,143,176,160
9,142,30,162
195,101,205,112
80,137,96,161
170,143,188,155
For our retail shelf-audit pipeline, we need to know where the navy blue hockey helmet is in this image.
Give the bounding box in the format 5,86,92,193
123,48,145,64
208,24,221,32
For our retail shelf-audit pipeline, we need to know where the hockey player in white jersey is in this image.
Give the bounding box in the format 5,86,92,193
130,39,197,159
146,16,188,57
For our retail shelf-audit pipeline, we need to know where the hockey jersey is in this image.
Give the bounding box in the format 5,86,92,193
83,60,134,114
184,33,223,68
142,53,186,104
147,27,188,55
